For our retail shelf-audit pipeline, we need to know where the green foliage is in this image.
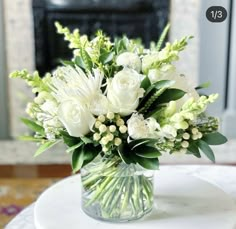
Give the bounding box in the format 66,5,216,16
187,142,201,158
195,82,211,90
135,146,162,158
21,118,45,136
34,140,61,157
156,23,170,51
135,156,159,170
197,140,215,162
10,70,51,93
72,144,100,173
202,132,227,145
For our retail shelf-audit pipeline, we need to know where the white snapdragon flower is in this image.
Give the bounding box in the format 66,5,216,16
107,68,145,116
160,125,177,139
58,100,95,137
148,65,175,84
116,52,141,72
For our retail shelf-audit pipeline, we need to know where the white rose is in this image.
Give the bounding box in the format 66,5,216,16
107,68,145,116
116,52,141,72
58,100,95,137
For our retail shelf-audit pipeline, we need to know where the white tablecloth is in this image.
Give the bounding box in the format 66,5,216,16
6,165,236,229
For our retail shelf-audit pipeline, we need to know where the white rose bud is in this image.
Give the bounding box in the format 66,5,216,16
107,68,144,116
191,128,198,135
116,119,125,126
116,52,141,72
58,100,95,137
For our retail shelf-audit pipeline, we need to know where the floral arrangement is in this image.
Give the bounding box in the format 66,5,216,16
10,23,227,221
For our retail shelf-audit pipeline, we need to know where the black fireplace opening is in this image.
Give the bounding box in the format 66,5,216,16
32,0,170,75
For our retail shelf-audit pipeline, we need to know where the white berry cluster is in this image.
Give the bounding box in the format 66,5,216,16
169,126,203,154
93,112,128,154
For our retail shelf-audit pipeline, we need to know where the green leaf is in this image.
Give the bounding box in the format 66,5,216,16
156,23,170,51
202,132,227,145
66,142,84,153
81,49,93,71
135,156,159,170
187,142,201,158
18,136,43,142
155,88,186,104
75,56,86,69
140,76,151,90
118,144,132,164
72,146,84,173
60,131,80,147
135,146,161,158
81,136,93,144
99,51,114,64
34,140,60,157
195,82,211,90
21,118,45,135
197,140,215,162
60,60,75,66
129,138,157,150
82,144,100,167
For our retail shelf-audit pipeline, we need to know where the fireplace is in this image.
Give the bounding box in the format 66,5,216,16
32,0,170,75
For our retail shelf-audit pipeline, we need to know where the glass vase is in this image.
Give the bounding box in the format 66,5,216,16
80,155,154,222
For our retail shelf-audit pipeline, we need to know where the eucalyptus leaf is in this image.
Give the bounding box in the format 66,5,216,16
21,118,45,136
202,132,227,145
187,142,201,158
34,140,61,157
197,140,215,162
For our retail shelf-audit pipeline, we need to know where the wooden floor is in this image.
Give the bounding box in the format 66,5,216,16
0,164,72,178
0,164,72,227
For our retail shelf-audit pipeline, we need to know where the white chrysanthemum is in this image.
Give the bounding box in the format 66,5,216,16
51,66,104,105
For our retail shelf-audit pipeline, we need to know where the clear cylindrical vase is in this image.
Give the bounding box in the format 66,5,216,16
80,155,154,222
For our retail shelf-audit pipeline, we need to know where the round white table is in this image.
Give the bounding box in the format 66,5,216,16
5,165,236,229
